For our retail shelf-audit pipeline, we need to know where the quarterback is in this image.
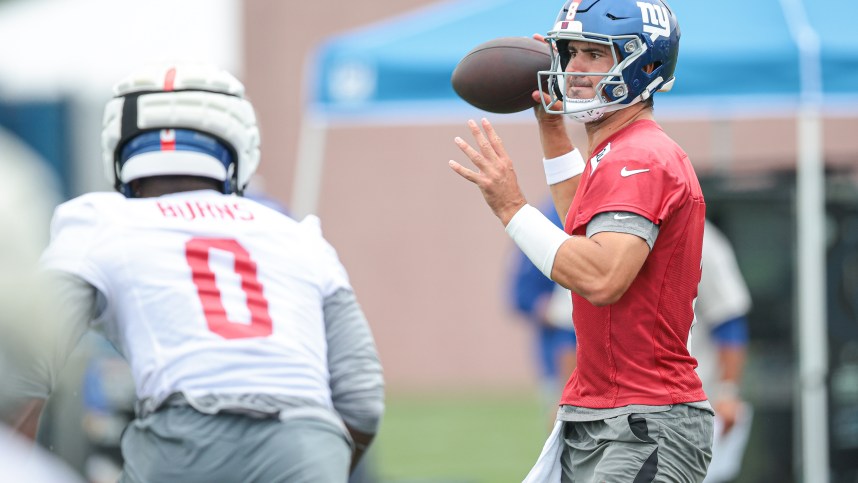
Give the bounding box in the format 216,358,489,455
450,0,713,481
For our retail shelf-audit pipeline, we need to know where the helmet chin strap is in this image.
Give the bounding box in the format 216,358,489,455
564,97,606,123
563,91,649,124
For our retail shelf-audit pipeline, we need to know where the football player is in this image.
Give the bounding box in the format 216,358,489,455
0,128,83,482
13,63,384,482
450,1,714,481
694,220,753,482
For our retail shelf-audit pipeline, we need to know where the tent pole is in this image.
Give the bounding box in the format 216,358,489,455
780,0,829,480
291,113,328,218
796,105,829,483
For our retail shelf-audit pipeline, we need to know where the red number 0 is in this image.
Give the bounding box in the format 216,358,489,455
185,237,273,339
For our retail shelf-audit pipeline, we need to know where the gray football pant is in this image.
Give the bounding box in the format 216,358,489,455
119,406,351,483
560,404,714,483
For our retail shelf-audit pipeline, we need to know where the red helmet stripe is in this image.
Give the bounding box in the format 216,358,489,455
160,129,176,151
163,67,177,92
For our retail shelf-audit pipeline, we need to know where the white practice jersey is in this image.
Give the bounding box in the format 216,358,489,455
41,190,351,410
690,220,752,393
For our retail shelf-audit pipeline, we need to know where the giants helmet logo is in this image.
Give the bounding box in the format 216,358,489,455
636,1,671,41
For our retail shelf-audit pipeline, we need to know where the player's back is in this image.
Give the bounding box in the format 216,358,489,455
42,190,349,410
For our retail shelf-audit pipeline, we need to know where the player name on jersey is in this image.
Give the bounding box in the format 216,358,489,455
156,200,255,222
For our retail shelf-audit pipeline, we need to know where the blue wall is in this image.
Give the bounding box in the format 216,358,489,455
0,99,72,198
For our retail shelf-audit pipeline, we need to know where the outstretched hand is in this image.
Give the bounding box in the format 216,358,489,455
449,118,526,226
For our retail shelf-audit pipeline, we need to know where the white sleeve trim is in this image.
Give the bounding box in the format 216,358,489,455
543,148,585,185
505,204,571,279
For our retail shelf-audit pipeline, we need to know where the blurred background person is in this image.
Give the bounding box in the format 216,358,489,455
0,128,83,482
693,219,753,483
510,198,576,426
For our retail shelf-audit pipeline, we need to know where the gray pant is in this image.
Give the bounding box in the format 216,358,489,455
560,405,714,483
119,406,351,483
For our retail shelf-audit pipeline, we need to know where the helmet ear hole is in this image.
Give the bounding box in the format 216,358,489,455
643,62,661,75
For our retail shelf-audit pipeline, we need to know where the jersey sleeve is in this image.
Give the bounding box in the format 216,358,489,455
6,274,95,400
324,288,384,434
40,196,111,294
586,211,660,248
299,215,352,297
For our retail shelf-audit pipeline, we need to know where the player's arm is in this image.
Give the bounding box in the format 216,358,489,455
6,273,96,441
6,399,45,441
533,91,582,221
711,316,749,434
506,210,656,306
698,221,752,432
511,202,568,324
323,288,384,473
712,317,748,386
449,120,650,305
551,230,649,306
531,34,583,221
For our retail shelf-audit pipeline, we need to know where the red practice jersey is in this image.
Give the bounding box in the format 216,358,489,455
561,119,706,408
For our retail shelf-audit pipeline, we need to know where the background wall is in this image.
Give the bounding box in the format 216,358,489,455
244,0,539,392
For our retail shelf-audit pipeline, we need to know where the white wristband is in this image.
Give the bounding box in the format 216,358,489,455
543,149,585,185
505,204,571,279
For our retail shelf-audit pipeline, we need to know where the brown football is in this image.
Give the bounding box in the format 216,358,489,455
451,36,552,114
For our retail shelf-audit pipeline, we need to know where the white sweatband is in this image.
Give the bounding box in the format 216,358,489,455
543,149,585,185
505,204,571,279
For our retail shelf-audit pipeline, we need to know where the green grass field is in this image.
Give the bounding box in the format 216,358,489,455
371,391,549,483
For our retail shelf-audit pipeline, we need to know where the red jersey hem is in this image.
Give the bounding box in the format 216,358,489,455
560,390,708,408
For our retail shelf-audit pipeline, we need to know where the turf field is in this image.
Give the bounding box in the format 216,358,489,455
371,391,549,483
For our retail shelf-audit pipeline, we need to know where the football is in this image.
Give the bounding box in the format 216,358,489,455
451,36,552,114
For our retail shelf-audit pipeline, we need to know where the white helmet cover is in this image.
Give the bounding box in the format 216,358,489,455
102,63,260,194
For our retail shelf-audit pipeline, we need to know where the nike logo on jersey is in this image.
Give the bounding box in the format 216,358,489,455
614,213,636,220
620,167,650,177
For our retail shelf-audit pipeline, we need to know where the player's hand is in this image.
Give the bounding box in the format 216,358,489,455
449,118,526,226
532,90,565,126
530,33,565,127
714,395,742,435
529,33,573,158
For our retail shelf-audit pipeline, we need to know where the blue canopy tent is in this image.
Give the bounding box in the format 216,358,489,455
307,0,856,119
300,2,857,479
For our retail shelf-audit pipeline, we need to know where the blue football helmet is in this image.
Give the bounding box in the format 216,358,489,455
539,0,680,122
